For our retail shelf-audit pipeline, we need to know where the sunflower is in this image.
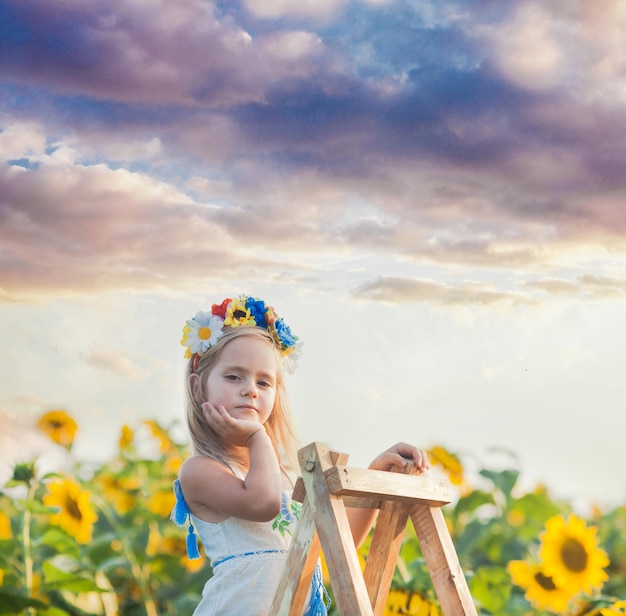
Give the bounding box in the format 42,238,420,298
540,514,609,595
95,474,139,514
405,592,440,616
508,560,577,612
147,488,176,518
145,420,172,454
224,298,255,327
573,599,626,616
43,478,98,544
0,510,12,539
427,445,468,493
163,453,183,476
118,424,134,452
36,410,78,448
601,601,626,615
384,588,440,616
149,530,205,573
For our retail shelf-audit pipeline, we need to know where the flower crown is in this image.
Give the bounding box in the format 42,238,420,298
180,294,302,373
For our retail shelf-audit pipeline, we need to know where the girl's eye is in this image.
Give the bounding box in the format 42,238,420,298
258,380,271,388
225,374,240,381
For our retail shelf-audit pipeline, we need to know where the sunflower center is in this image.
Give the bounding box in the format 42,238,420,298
64,495,83,522
534,571,557,591
233,309,247,320
198,327,212,340
561,537,588,572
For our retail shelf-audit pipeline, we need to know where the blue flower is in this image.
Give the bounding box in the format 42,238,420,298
275,318,296,348
246,297,267,327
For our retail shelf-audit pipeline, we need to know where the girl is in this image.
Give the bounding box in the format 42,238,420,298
172,294,428,615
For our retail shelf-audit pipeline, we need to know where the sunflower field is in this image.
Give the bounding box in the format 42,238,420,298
0,410,624,615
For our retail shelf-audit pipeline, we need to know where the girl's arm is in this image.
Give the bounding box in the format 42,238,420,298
346,442,429,548
179,403,283,523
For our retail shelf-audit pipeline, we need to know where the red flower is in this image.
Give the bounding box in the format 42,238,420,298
211,298,231,319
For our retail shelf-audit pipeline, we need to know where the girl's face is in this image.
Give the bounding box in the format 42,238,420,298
204,335,278,425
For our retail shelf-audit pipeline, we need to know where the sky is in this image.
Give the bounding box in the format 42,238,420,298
1,0,625,512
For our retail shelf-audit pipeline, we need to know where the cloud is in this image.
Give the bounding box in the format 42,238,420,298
351,275,532,306
0,145,246,298
524,278,579,296
529,274,626,300
82,347,147,379
243,0,347,22
488,4,565,91
2,115,625,304
0,119,47,158
577,273,626,299
2,2,626,307
352,271,626,305
0,0,332,107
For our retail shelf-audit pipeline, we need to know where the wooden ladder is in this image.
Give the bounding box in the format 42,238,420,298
269,442,477,616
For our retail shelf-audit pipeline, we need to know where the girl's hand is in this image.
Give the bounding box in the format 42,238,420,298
368,442,429,474
347,442,430,548
202,402,264,447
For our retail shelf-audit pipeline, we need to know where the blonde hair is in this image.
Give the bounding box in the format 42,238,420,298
184,326,299,470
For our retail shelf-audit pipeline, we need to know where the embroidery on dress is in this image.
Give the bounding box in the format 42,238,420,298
272,493,302,537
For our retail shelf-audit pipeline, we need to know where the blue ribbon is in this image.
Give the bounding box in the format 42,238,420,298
170,479,200,560
305,565,331,615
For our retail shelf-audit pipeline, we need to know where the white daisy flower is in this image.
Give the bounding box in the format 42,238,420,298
182,311,224,356
283,341,303,374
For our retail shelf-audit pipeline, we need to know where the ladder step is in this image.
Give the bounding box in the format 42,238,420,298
325,466,452,507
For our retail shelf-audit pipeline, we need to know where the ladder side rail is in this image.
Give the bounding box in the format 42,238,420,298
410,505,478,616
363,498,411,616
271,446,352,615
300,442,375,616
269,498,321,616
362,464,421,615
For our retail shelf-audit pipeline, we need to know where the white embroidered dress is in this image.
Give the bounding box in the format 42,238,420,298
191,490,308,615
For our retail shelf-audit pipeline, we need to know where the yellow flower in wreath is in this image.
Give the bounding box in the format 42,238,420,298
224,299,255,327
43,477,98,544
540,514,609,595
508,560,577,612
36,410,78,448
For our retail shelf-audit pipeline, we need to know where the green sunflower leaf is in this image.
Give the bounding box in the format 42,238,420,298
0,591,47,614
470,565,511,614
479,469,519,500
